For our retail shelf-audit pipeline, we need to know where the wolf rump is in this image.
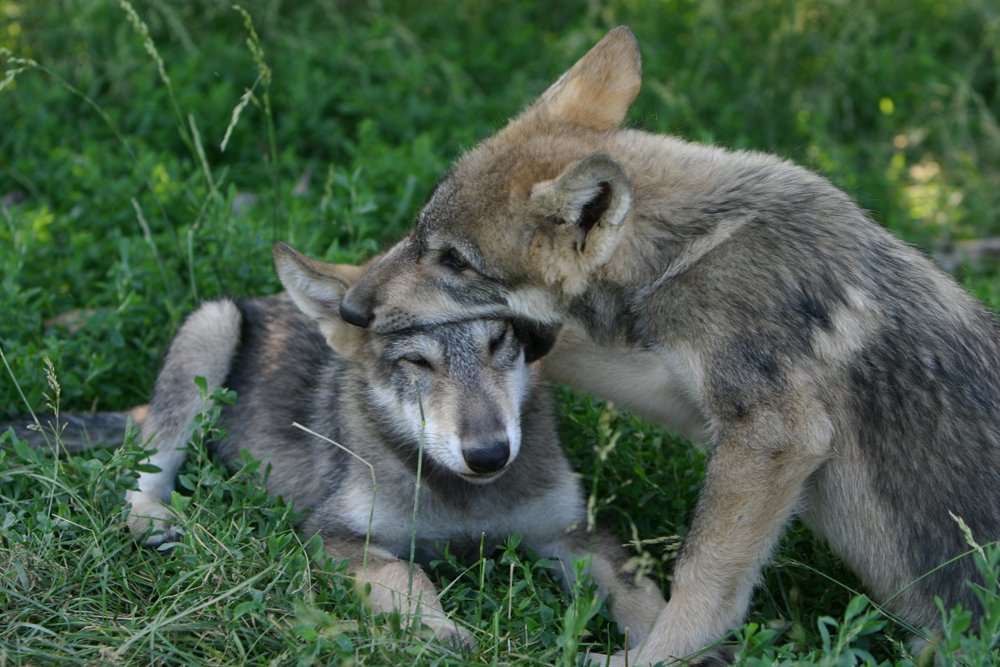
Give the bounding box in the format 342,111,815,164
7,244,665,648
336,27,1000,664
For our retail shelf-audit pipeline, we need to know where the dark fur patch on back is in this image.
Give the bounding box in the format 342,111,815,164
847,313,1000,615
213,296,352,510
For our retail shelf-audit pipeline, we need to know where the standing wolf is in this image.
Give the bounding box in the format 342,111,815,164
336,27,1000,664
7,244,665,649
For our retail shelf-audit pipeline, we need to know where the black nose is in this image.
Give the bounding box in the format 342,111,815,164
339,297,373,328
463,441,510,474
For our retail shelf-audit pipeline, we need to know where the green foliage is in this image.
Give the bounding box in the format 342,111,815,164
1,0,998,665
932,518,1000,667
731,595,888,666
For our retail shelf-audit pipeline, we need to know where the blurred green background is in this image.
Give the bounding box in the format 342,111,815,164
2,0,997,413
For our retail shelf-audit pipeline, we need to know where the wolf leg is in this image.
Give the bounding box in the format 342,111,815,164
532,527,666,647
594,408,832,665
321,535,476,649
125,300,242,546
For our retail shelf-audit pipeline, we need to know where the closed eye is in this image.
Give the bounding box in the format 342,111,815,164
489,328,509,356
401,354,433,370
440,247,470,272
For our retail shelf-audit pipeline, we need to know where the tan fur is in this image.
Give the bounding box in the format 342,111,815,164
323,538,471,646
338,26,1000,666
512,26,641,133
545,323,711,445
527,154,632,295
274,245,368,358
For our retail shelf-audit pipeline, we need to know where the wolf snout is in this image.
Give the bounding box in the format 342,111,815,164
463,440,510,474
339,294,373,328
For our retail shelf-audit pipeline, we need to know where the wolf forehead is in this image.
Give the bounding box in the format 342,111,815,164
377,318,522,363
417,132,605,239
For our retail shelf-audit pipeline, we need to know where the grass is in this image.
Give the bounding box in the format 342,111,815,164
1,0,999,664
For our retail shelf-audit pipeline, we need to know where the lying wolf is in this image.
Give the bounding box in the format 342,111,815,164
4,244,665,649
335,27,1000,664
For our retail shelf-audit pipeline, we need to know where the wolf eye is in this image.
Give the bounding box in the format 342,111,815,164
401,354,433,370
489,328,509,355
440,248,470,272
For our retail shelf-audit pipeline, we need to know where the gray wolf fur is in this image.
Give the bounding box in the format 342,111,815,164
5,243,665,649
335,27,1000,664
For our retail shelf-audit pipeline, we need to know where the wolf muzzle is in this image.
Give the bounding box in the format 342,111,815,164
463,440,510,474
339,292,374,328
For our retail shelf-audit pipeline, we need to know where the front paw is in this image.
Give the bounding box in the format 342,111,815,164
125,491,179,547
581,646,732,666
581,649,630,667
425,616,478,652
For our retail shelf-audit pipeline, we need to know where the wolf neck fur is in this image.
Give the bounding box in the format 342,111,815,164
560,134,817,342
573,214,755,347
578,133,776,285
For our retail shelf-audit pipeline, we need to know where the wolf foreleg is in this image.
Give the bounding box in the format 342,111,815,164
321,536,477,649
532,527,666,648
619,408,832,665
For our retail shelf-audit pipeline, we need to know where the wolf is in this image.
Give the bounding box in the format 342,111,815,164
4,243,666,650
334,26,1000,664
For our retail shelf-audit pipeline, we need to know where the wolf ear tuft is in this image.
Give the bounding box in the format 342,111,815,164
528,154,631,294
512,26,641,132
533,154,631,238
577,180,613,239
535,153,630,234
272,243,366,357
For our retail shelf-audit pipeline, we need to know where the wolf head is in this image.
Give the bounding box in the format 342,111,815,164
274,243,544,481
339,26,641,334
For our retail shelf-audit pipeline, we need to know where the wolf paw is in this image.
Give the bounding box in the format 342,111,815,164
125,491,179,547
426,617,478,652
580,646,732,666
580,650,629,667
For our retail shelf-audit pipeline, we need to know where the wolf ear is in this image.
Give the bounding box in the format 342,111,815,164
511,319,562,363
528,153,631,294
517,26,641,131
272,243,367,358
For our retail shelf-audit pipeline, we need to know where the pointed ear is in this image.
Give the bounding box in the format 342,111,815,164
527,153,631,293
531,153,632,234
518,26,641,131
272,243,366,358
511,319,562,364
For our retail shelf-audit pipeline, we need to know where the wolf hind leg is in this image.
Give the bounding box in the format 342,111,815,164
125,299,243,545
